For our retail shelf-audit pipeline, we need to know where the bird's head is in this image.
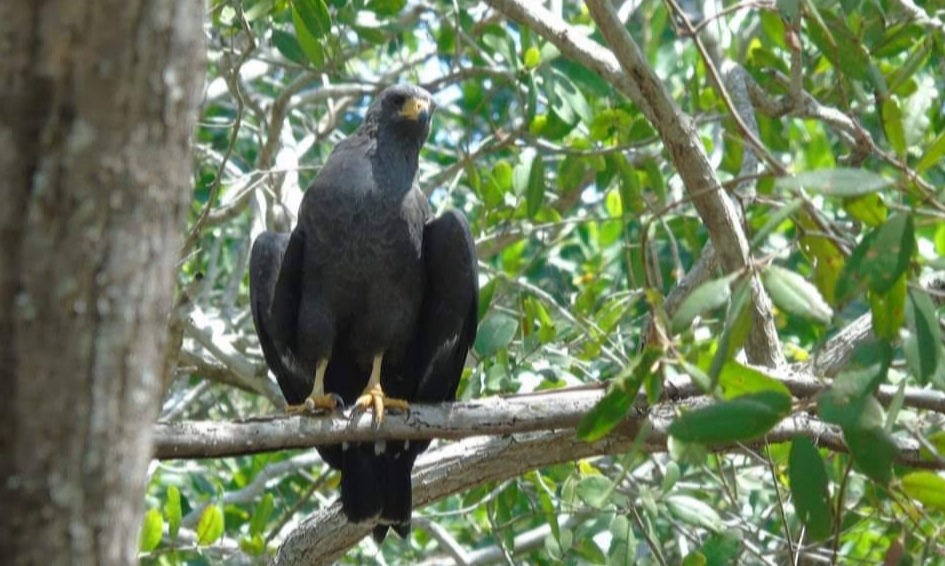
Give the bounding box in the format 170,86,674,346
365,84,435,148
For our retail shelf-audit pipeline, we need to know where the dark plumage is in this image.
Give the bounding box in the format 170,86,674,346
249,84,478,541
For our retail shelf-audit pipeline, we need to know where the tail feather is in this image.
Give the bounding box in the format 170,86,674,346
341,444,382,523
379,441,413,525
340,441,415,538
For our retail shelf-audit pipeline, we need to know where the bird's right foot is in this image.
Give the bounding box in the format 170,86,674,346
286,393,344,415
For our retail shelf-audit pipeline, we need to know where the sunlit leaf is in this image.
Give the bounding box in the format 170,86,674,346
717,361,792,399
843,193,887,227
139,509,164,552
901,472,945,511
523,46,541,69
869,274,906,341
165,486,182,540
196,504,225,546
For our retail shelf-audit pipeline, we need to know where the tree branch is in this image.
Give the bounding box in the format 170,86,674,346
485,0,783,367
154,375,945,462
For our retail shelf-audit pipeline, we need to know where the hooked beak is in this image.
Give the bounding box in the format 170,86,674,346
399,97,432,126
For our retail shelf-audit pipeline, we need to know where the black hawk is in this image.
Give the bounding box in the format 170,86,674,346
249,84,478,541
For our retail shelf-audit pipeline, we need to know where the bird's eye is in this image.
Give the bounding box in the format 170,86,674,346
391,94,406,106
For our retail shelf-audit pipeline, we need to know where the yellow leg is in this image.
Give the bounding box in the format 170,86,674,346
354,353,409,424
286,359,340,414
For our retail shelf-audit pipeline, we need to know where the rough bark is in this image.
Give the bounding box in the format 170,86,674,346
0,2,205,565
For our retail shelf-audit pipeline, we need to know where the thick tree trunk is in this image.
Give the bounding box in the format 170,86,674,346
0,2,204,565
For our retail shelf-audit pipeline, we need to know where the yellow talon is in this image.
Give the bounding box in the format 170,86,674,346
285,358,341,414
286,394,339,414
355,353,409,425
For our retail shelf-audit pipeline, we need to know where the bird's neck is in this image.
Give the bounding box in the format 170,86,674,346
371,130,422,195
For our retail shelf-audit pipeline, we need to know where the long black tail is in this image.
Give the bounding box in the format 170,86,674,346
340,439,415,542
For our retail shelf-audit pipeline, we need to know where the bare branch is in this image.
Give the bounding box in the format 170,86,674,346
153,376,945,461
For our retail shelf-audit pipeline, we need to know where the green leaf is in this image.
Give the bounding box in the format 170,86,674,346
698,533,741,566
843,193,887,227
708,279,752,387
863,213,915,295
525,154,546,218
477,278,497,321
750,197,803,250
576,385,631,442
291,6,325,67
272,29,307,64
788,438,833,541
683,552,708,566
804,11,875,83
901,472,945,511
668,391,791,444
523,46,541,69
608,515,635,565
869,274,906,341
475,313,518,358
352,25,386,44
548,69,592,126
844,426,897,485
885,380,906,432
881,98,906,157
836,213,915,301
250,493,274,537
919,431,945,462
239,534,267,556
139,509,164,552
165,486,182,540
666,495,724,532
905,288,945,385
762,264,833,324
513,151,533,196
717,361,792,399
775,168,891,197
576,475,614,508
292,0,331,38
365,0,406,16
196,504,225,546
917,131,945,173
818,340,891,428
671,272,738,334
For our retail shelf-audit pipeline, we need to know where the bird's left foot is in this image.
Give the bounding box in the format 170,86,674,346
354,384,409,425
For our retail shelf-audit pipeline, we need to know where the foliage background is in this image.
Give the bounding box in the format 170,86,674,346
142,0,945,564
